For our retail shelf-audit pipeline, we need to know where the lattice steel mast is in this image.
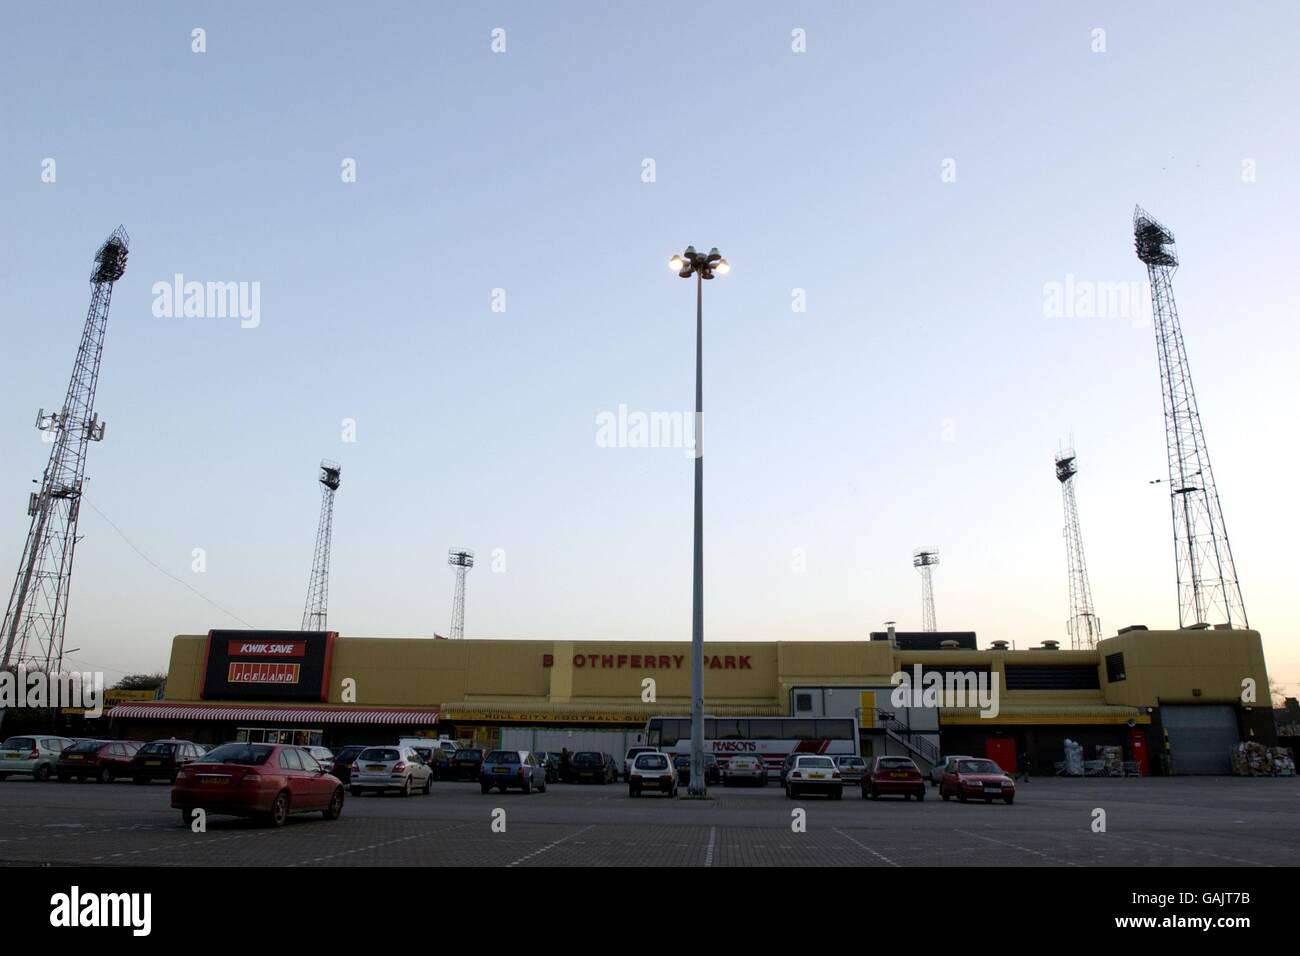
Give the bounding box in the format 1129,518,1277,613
1055,448,1102,648
1134,207,1247,628
300,460,342,631
1,227,129,673
447,549,473,639
913,548,939,632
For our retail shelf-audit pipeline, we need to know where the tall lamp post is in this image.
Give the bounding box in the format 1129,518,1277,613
668,245,729,796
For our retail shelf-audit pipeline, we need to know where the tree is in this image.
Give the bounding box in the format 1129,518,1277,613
113,673,166,692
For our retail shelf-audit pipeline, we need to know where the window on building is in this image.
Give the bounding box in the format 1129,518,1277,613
1105,652,1127,683
795,693,814,713
1003,664,1101,690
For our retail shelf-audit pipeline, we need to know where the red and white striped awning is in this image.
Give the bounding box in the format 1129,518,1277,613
108,703,439,725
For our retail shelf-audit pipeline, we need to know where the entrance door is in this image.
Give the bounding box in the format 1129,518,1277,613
985,737,1017,774
1161,705,1237,774
1127,728,1149,775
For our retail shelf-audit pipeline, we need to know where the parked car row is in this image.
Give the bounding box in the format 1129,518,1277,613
6,731,1017,809
0,735,220,785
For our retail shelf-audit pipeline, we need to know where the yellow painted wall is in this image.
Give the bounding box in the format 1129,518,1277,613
165,635,208,700
1098,629,1269,707
161,629,1272,716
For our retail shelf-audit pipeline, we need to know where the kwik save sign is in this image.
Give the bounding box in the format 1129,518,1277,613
201,630,336,702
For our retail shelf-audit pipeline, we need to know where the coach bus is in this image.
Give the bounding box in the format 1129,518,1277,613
643,716,858,779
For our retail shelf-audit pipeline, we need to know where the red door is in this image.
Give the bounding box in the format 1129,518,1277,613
1127,728,1149,776
985,738,1017,774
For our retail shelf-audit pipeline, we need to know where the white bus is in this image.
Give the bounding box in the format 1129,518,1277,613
643,716,858,779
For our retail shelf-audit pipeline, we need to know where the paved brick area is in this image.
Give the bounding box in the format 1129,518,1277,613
0,776,1295,867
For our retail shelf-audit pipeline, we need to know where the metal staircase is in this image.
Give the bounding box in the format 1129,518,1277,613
879,712,940,770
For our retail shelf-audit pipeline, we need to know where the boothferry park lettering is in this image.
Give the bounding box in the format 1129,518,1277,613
544,653,753,669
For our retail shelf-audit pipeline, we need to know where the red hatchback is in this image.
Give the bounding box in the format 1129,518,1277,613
172,742,345,827
862,756,926,801
57,739,142,783
939,757,1016,804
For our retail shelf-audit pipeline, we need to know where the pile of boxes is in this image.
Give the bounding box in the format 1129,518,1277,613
1230,741,1296,776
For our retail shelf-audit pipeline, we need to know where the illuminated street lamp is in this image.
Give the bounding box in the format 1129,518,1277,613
668,245,728,796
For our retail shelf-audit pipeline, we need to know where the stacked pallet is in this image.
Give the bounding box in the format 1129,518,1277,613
1230,741,1296,776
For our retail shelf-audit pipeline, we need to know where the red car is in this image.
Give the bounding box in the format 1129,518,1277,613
939,757,1016,804
172,742,345,827
57,739,142,783
862,755,926,801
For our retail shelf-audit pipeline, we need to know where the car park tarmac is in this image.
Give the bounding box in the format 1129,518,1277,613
0,775,1296,868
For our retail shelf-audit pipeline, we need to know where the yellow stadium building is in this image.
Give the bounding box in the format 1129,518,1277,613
107,626,1275,776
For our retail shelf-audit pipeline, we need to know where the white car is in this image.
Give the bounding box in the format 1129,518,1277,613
784,754,843,800
349,746,433,797
722,754,766,786
627,751,677,798
623,746,657,782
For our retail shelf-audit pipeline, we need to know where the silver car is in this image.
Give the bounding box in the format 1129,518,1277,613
835,755,868,785
0,734,75,782
348,746,433,797
302,746,334,772
722,754,767,787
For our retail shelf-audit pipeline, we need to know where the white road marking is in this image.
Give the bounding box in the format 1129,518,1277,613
833,828,900,867
955,828,1082,867
1108,833,1271,867
289,823,469,867
705,826,717,866
506,824,595,868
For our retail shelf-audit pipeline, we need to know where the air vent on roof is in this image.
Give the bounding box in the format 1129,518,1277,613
1213,623,1233,630
939,640,960,649
1117,625,1148,635
1187,622,1211,630
990,640,1010,650
1036,640,1061,650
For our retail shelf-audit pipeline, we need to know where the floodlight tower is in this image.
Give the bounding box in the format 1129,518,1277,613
447,549,474,640
1,227,129,674
1134,207,1247,628
300,460,342,632
1055,449,1102,649
913,548,940,632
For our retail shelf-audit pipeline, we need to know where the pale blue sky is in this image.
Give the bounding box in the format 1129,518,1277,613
1,3,1298,691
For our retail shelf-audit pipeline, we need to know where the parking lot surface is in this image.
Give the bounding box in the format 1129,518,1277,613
1,776,1295,867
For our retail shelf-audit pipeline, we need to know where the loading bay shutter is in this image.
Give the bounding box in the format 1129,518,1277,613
1161,705,1238,775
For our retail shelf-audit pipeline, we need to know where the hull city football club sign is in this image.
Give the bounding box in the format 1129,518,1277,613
201,630,335,702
